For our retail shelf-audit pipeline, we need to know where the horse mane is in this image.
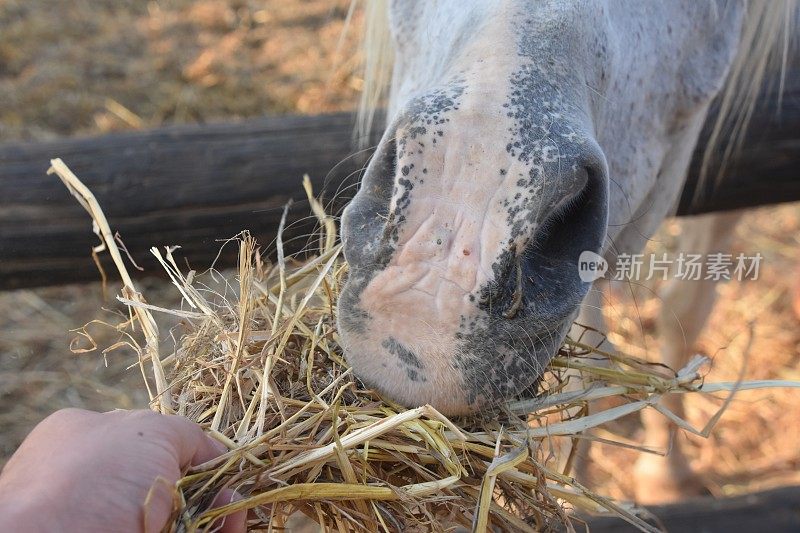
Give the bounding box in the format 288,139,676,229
355,0,392,147
697,0,798,204
354,1,798,200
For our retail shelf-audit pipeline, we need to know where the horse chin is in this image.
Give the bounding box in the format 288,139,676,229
336,286,576,416
340,325,564,416
452,309,575,409
337,330,470,415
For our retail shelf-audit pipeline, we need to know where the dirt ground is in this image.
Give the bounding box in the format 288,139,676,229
1,0,799,509
0,0,362,142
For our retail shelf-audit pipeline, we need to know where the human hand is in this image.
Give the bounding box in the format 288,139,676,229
0,408,245,533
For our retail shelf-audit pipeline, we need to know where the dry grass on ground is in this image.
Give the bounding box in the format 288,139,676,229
1,0,799,508
0,0,361,141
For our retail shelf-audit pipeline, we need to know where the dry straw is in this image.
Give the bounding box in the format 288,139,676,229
49,158,800,532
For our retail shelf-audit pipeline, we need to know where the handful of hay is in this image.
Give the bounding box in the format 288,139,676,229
50,158,779,532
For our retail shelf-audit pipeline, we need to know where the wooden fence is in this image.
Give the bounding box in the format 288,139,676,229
1,62,798,289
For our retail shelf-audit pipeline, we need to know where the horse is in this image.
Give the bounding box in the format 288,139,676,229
336,0,797,502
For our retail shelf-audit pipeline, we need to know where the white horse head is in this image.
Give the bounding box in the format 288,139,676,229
338,0,795,414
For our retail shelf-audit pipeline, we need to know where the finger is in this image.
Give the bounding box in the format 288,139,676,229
210,489,247,533
156,413,228,467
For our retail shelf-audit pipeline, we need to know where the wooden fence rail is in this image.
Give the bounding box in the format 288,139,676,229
584,485,800,532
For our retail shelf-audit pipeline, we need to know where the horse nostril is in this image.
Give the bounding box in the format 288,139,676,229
356,131,398,205
374,135,398,186
340,132,403,270
368,135,397,202
528,160,608,277
478,148,608,320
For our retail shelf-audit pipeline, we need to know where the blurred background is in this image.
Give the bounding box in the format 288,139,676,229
1,0,798,504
